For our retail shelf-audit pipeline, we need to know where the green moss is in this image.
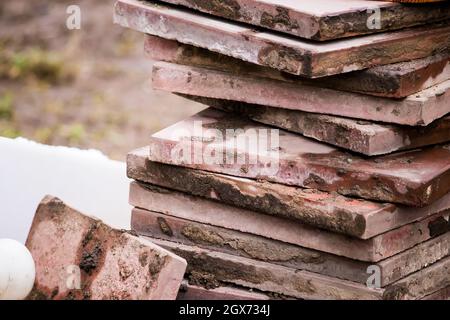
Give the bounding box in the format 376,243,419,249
0,92,13,120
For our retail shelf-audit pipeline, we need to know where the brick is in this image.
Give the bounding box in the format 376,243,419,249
145,34,450,98
149,237,384,300
131,207,450,286
149,237,450,300
128,147,450,239
129,182,450,262
187,95,450,155
157,0,450,40
152,62,450,126
25,196,187,300
147,108,450,206
177,281,271,300
114,0,450,78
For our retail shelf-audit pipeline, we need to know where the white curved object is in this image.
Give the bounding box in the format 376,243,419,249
0,239,36,300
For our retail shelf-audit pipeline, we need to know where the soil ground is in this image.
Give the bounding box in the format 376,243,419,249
0,0,205,160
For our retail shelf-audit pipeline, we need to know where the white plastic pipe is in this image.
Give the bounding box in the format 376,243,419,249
0,239,36,300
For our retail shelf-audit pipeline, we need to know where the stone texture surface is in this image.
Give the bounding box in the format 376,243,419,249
148,237,384,300
421,286,450,300
131,207,450,286
149,237,450,300
189,95,450,156
157,0,450,40
148,108,450,206
113,0,450,77
129,182,450,262
177,281,271,300
26,196,187,300
152,62,450,126
128,147,450,239
145,34,450,98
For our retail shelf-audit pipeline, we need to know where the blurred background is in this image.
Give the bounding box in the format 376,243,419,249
0,0,205,160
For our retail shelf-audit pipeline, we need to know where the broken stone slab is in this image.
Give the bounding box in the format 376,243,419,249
131,207,450,287
25,196,187,300
177,281,271,300
145,32,450,98
129,182,450,262
149,237,450,300
186,95,450,156
148,237,383,300
148,108,450,206
128,147,450,239
113,0,450,78
421,286,450,300
157,0,450,40
152,62,450,126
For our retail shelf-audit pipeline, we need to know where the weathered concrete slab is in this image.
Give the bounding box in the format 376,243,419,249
157,0,450,40
145,35,450,98
26,196,187,300
113,0,450,78
131,207,450,286
128,147,450,239
149,237,450,300
148,108,450,206
129,182,450,262
187,95,450,156
177,281,271,300
421,286,450,300
153,62,450,126
149,237,384,300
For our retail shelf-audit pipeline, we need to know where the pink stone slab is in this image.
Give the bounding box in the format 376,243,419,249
150,237,450,300
421,286,450,300
128,147,450,239
177,281,271,300
186,95,450,156
145,34,450,98
113,0,450,78
152,61,450,126
131,207,450,286
147,108,450,206
148,237,384,300
26,196,187,300
157,0,450,40
129,182,450,262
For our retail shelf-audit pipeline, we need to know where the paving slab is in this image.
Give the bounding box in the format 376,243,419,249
147,108,450,206
157,0,450,40
177,281,271,300
145,35,450,98
113,0,450,77
149,237,450,300
148,237,383,300
199,96,450,156
129,182,450,262
421,286,450,300
153,62,450,126
128,147,450,239
131,207,450,286
25,196,187,300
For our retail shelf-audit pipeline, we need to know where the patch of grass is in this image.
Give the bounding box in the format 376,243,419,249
34,126,56,144
0,122,21,138
0,48,77,84
61,123,87,144
0,92,13,120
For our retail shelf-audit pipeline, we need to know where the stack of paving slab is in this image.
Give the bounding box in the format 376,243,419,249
114,0,450,300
